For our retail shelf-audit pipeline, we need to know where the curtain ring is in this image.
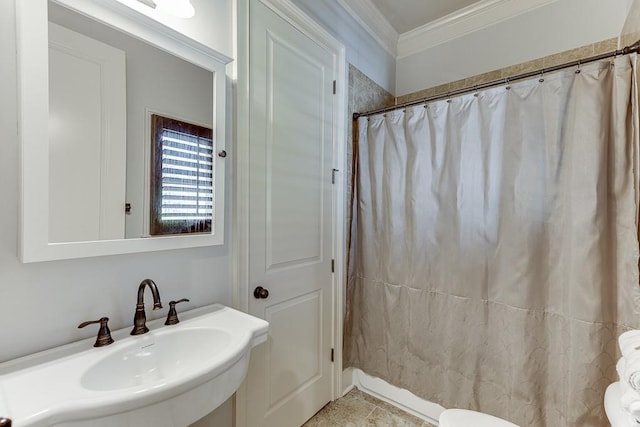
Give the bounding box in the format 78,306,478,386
446,91,452,103
539,69,545,83
473,85,479,97
505,78,511,90
575,60,581,74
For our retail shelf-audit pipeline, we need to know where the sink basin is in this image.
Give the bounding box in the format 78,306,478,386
0,304,268,427
81,328,232,391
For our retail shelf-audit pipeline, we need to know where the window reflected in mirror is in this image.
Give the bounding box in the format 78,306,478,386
150,114,213,236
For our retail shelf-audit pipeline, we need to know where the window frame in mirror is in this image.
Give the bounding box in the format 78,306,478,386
149,114,214,236
17,0,231,262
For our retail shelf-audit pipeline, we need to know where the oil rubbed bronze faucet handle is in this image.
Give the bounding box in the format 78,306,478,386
165,298,190,325
0,417,12,426
78,317,114,347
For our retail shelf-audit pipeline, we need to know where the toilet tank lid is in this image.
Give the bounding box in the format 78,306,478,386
439,409,520,427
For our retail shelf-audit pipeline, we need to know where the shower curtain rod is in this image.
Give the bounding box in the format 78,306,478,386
353,41,640,119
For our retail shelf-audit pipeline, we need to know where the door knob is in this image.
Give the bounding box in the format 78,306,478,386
253,286,269,299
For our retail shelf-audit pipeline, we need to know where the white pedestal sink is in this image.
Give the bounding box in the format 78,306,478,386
0,304,268,426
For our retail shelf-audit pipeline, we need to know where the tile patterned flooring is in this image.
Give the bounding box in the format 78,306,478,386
303,388,437,427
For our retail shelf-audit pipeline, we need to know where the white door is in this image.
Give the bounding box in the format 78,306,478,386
244,1,336,426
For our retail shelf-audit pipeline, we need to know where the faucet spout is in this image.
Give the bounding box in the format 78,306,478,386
131,279,163,335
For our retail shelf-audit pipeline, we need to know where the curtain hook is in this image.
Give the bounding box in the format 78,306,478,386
473,85,479,97
539,69,545,83
575,60,581,74
505,77,511,90
446,91,452,103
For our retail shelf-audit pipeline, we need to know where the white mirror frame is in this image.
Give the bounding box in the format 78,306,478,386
16,0,231,262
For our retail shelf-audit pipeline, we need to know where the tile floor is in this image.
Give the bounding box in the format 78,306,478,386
303,388,437,427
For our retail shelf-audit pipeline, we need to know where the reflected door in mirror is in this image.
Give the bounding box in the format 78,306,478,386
48,23,126,243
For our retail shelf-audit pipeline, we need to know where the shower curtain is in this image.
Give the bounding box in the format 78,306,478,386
346,55,640,426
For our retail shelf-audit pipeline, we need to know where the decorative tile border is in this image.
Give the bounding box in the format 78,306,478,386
396,37,619,104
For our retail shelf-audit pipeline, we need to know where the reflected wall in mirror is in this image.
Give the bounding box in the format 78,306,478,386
48,1,214,243
17,0,231,262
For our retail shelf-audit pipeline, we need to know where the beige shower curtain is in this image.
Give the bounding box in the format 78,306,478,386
346,55,640,426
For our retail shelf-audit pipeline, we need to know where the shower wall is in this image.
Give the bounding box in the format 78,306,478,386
347,65,394,218
348,55,640,426
345,65,394,347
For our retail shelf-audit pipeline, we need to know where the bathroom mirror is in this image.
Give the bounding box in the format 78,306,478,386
17,0,231,262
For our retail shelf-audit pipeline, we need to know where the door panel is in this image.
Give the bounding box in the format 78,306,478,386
265,35,325,268
245,1,335,426
265,291,322,408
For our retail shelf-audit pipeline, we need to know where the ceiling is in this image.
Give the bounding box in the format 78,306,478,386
368,0,481,34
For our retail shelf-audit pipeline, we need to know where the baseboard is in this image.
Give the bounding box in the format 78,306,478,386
341,367,355,396
349,368,445,425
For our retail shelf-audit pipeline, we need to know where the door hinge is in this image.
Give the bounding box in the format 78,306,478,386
331,348,335,362
333,80,336,94
331,259,335,273
331,168,339,184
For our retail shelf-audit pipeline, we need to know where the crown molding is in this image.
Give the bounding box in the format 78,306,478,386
397,0,559,59
336,0,398,57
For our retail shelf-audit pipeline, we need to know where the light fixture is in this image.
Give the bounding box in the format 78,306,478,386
135,0,195,18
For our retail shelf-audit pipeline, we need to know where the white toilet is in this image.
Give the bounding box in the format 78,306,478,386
439,409,519,427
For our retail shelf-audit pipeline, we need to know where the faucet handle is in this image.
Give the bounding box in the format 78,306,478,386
78,317,114,347
165,299,190,325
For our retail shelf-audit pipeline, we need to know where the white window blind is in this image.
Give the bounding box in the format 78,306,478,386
150,114,214,236
159,128,213,221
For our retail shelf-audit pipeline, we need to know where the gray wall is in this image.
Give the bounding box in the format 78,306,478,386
396,0,632,95
289,0,396,94
1,0,233,424
1,0,231,364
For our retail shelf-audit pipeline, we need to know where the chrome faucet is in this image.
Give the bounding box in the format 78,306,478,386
130,279,163,335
